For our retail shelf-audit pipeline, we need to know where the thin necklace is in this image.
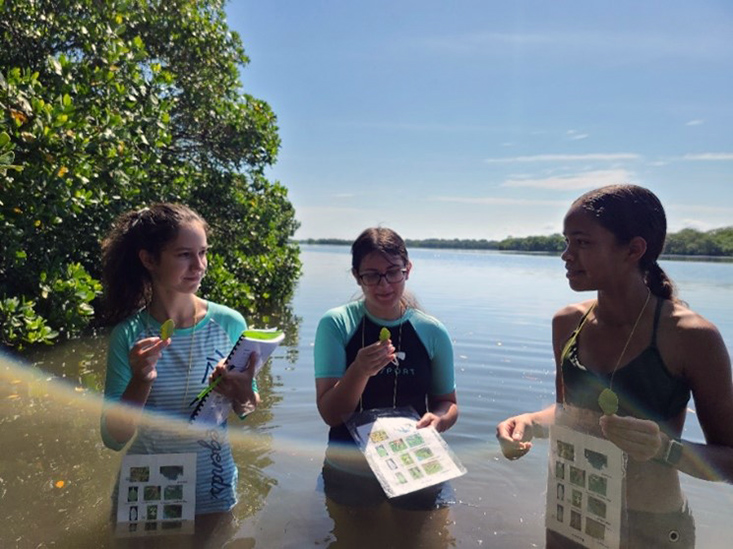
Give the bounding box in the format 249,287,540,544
359,318,403,411
145,301,199,410
181,302,198,408
597,289,651,415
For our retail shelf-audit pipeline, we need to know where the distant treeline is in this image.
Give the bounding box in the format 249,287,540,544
301,227,733,257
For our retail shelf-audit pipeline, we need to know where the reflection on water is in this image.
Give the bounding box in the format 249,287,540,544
324,500,456,549
0,346,277,549
2,246,733,548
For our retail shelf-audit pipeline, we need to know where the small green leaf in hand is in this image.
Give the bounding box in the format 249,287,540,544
379,327,391,342
160,319,175,340
598,388,619,415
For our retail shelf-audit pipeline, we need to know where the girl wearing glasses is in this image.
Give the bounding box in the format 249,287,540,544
314,227,459,512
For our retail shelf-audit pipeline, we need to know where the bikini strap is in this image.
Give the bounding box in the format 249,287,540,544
649,296,664,348
560,302,596,363
576,302,596,332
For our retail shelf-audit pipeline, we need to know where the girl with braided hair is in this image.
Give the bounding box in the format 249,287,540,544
497,185,733,547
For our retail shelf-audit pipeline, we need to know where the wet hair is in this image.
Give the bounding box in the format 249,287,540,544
351,227,409,272
100,203,208,325
572,184,676,300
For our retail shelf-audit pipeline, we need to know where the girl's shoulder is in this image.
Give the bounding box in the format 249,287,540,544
551,299,594,348
204,300,244,320
110,310,147,340
408,307,444,328
321,300,364,322
406,308,452,343
660,300,730,387
662,300,723,345
553,299,594,326
204,300,247,334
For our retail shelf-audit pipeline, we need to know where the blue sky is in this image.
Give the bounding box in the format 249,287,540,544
226,1,733,241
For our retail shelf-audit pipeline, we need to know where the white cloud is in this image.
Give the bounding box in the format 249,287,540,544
666,206,733,233
484,153,641,163
685,119,704,126
669,218,732,232
416,30,731,61
502,169,635,190
682,153,733,161
667,204,733,214
431,196,565,206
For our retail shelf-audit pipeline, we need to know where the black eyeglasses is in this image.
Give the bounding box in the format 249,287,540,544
358,268,407,286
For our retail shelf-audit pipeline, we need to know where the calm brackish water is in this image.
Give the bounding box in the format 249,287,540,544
2,245,733,548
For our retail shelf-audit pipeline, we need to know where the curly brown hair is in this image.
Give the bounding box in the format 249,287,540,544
100,203,208,325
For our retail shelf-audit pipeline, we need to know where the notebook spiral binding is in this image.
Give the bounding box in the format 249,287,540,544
188,332,252,424
188,329,283,425
188,391,210,422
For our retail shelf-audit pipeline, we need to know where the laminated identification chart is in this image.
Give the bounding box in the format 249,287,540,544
115,453,196,537
347,407,466,498
546,425,626,549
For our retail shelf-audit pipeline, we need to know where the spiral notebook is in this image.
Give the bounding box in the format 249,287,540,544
188,328,284,425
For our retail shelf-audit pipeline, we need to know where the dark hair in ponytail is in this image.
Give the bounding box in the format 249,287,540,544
100,203,208,325
572,184,677,300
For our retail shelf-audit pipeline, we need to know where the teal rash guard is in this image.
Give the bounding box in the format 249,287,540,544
314,300,456,444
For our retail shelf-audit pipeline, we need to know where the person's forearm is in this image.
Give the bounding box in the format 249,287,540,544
104,377,154,445
432,400,458,432
527,404,557,438
317,368,370,426
657,435,733,483
233,387,260,418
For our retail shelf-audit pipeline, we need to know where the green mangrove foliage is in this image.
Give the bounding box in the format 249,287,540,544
304,227,733,257
1,0,300,349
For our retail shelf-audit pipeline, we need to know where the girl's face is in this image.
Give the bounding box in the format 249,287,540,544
561,206,630,292
142,221,208,296
353,251,411,319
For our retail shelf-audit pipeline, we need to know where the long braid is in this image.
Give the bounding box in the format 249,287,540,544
644,261,675,301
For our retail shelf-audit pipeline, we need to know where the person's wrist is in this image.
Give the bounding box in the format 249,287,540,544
233,395,256,419
654,433,683,467
653,432,670,461
530,416,547,439
348,360,372,381
131,371,156,385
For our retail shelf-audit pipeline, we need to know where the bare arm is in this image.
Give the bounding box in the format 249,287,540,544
417,391,458,433
104,336,168,446
496,303,586,459
316,339,396,426
600,308,733,481
210,353,261,418
673,315,733,482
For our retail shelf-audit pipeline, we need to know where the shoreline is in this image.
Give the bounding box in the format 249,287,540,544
297,241,733,263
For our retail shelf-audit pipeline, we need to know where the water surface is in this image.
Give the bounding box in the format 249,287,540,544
2,245,732,548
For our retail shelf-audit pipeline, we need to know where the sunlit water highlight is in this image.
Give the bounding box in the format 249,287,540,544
2,245,732,548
